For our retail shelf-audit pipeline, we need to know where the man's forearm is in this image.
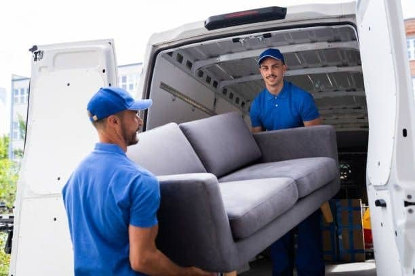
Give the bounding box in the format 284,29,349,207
131,248,210,276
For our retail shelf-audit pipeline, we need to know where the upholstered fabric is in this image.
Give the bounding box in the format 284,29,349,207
155,173,235,270
253,125,338,163
219,178,298,239
220,157,337,198
123,118,340,272
127,123,206,175
233,178,340,272
179,112,262,177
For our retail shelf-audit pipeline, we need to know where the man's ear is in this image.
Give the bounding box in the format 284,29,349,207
106,115,119,127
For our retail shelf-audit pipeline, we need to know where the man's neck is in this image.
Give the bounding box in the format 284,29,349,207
98,131,127,152
266,81,284,96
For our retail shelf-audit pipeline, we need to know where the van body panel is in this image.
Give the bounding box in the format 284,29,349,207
357,0,415,274
357,0,395,187
9,40,118,275
366,187,401,275
9,1,415,275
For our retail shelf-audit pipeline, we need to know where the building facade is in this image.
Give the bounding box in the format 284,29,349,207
118,63,143,96
8,63,143,160
406,18,415,92
9,75,30,160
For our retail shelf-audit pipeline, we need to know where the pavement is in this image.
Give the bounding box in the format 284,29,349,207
238,256,376,276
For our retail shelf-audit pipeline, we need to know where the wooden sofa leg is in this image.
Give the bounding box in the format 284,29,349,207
223,271,237,276
320,201,333,223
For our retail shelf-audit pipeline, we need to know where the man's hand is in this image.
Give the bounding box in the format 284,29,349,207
252,126,264,133
185,267,217,276
303,117,322,127
129,224,216,275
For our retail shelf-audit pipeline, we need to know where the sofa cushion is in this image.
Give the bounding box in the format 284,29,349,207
219,178,298,239
219,157,337,198
127,123,206,175
179,112,262,178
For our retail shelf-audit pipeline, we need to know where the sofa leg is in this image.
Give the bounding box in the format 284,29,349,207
223,272,237,276
320,201,333,223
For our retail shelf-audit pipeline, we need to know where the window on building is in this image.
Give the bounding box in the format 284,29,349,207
13,89,19,104
408,38,415,60
121,75,127,83
20,88,26,104
12,121,19,140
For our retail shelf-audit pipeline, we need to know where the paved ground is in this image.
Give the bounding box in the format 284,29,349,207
238,256,376,276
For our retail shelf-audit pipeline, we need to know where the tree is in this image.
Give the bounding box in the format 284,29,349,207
13,115,27,159
0,135,18,212
0,158,18,211
0,234,10,274
17,114,26,140
0,134,19,273
0,135,8,159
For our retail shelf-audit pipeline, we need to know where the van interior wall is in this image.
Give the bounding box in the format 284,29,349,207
146,56,244,129
147,23,369,203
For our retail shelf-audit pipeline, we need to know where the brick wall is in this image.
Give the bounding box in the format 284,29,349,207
406,18,415,37
406,19,415,77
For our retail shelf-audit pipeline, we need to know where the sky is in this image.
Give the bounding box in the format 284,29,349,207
0,0,414,135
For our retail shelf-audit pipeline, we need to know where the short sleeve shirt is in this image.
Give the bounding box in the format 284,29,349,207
250,81,320,131
62,143,160,276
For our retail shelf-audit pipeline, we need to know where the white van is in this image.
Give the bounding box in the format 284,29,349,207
8,0,415,275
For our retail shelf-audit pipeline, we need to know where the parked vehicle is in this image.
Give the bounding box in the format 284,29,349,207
9,0,415,275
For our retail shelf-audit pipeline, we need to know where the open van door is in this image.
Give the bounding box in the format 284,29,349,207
357,0,415,274
9,40,118,275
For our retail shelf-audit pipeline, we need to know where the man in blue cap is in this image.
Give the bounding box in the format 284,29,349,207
250,49,324,276
62,87,214,276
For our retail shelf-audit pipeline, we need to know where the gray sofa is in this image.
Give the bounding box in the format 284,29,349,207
127,112,340,272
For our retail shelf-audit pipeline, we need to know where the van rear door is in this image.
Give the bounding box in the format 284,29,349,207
357,0,415,274
9,40,118,276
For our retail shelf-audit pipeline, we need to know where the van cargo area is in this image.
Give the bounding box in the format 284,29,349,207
146,19,368,202
142,8,373,272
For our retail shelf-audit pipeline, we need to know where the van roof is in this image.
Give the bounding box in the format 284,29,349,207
148,2,356,48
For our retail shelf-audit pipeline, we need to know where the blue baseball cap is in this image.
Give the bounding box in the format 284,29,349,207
258,48,285,65
87,87,152,122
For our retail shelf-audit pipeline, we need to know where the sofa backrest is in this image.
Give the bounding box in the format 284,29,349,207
127,122,207,175
179,112,262,178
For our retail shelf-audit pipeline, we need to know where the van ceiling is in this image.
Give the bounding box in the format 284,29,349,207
162,24,367,131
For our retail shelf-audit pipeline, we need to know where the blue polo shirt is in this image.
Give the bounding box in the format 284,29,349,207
250,81,319,130
62,143,160,276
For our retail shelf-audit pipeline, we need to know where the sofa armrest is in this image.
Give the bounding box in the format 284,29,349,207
253,125,338,163
155,173,236,271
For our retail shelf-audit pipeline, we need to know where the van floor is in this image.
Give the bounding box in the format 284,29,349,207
239,257,376,276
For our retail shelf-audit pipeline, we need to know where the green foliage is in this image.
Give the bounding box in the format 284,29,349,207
0,134,19,273
12,149,24,159
17,114,26,141
0,233,10,274
0,135,8,160
0,159,18,212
